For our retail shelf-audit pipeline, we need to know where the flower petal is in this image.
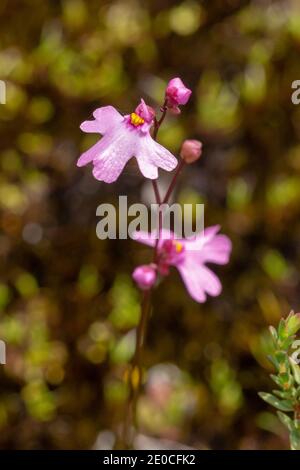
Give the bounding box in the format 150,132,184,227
135,155,158,180
152,142,178,171
200,234,232,265
92,148,132,183
80,120,102,133
92,106,123,134
185,226,232,265
91,126,135,183
177,258,222,303
135,135,178,175
77,139,106,167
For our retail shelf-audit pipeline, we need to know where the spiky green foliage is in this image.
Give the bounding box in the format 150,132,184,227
259,311,300,450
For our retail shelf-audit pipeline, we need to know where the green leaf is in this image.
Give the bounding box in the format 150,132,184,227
277,411,294,432
278,318,287,341
278,372,293,389
267,355,279,369
294,419,300,431
273,389,291,400
289,358,300,385
270,374,282,387
280,337,295,351
286,312,300,337
258,392,294,411
290,429,300,450
269,326,278,344
275,351,290,376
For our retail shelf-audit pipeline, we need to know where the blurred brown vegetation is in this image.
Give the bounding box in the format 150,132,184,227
0,0,300,449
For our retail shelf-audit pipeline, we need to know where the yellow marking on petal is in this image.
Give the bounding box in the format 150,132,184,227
130,112,144,127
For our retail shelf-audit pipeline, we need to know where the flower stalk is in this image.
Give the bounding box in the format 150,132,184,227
121,100,171,448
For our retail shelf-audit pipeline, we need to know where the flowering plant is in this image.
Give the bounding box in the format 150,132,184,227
78,77,231,448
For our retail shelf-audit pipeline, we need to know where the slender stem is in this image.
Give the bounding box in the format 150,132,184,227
151,99,168,205
162,159,185,204
152,161,185,261
122,290,151,448
135,290,151,370
153,209,162,263
121,97,185,449
153,99,167,140
152,180,161,205
152,99,169,259
121,100,169,449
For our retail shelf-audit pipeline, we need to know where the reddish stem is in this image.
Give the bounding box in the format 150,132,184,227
162,159,185,205
121,99,168,449
121,97,185,449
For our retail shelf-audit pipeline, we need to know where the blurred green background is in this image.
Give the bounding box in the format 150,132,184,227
0,0,300,450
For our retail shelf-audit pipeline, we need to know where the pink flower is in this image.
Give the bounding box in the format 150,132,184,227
165,77,192,114
77,99,177,183
132,264,157,290
132,226,231,303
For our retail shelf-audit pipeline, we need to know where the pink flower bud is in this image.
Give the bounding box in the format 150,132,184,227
180,139,203,164
132,264,157,290
165,77,192,113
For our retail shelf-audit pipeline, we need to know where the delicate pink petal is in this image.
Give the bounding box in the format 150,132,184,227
92,106,123,134
139,121,153,134
135,156,158,180
80,120,102,133
151,141,178,172
92,159,128,183
185,225,220,244
135,135,178,176
177,258,222,303
92,144,131,183
135,99,155,123
199,235,232,265
203,225,221,240
78,107,125,169
80,107,123,136
185,226,232,265
90,124,139,183
77,139,106,167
